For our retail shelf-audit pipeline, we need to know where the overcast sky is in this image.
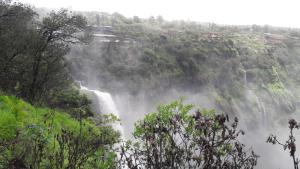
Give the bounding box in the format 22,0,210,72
18,0,300,28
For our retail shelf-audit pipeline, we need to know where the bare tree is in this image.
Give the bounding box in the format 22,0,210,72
267,119,300,169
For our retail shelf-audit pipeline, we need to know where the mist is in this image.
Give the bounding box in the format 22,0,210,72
5,1,300,168
60,7,300,168
69,35,300,168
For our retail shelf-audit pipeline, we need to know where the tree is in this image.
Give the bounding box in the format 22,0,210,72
25,9,89,103
119,100,258,169
267,119,300,169
0,1,91,104
0,0,36,92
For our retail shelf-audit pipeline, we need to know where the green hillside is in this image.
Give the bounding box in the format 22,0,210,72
0,95,118,168
69,13,300,124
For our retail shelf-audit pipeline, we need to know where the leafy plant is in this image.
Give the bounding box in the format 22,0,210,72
119,100,258,169
0,96,119,169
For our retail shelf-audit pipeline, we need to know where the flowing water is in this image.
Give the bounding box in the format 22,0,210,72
80,85,125,139
80,85,131,168
242,68,268,126
248,89,268,127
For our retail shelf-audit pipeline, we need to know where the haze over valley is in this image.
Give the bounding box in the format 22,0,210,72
1,0,300,168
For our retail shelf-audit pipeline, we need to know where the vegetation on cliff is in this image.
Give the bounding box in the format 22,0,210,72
69,12,300,121
0,95,119,168
1,1,300,168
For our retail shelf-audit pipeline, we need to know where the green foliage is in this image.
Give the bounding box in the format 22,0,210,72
134,99,194,138
69,12,300,114
48,85,93,118
120,100,258,169
266,82,285,95
0,2,90,107
0,96,119,169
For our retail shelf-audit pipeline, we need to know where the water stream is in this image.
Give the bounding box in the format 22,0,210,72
80,85,125,139
242,68,268,126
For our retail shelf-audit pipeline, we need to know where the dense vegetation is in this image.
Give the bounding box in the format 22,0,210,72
0,1,120,168
69,12,300,125
0,0,90,110
0,95,119,168
1,1,300,168
0,95,258,169
119,100,258,169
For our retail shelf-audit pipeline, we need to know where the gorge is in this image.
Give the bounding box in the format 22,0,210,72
2,2,300,168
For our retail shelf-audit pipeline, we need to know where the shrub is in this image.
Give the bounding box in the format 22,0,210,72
0,96,119,169
119,100,258,169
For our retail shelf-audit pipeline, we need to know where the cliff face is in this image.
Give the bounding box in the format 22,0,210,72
67,13,300,127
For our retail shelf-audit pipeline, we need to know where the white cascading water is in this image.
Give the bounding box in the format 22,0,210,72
249,89,268,126
80,85,125,139
242,68,268,126
80,85,129,169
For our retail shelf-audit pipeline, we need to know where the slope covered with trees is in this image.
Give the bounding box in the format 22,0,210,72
0,1,121,168
68,12,300,127
1,1,300,168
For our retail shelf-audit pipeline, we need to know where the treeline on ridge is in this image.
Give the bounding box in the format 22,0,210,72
1,1,300,168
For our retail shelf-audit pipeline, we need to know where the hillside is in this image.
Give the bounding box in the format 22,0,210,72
2,2,300,167
0,95,118,168
68,13,300,128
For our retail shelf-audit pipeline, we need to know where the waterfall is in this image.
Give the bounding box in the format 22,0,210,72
80,85,130,168
80,85,125,139
247,89,268,127
241,67,268,126
254,93,267,126
241,68,247,87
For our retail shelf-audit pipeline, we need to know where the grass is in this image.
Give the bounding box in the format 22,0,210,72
0,95,99,141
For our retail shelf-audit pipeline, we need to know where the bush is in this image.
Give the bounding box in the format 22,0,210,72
47,85,93,118
0,96,119,169
119,100,258,169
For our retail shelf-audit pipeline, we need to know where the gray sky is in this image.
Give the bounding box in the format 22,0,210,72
18,0,300,28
